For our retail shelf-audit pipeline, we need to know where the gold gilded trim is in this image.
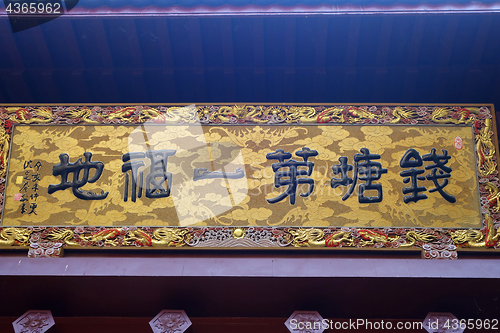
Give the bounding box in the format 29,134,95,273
0,227,32,246
477,118,496,177
0,104,498,259
451,214,500,248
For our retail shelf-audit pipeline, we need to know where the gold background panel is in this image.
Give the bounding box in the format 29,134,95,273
1,124,480,228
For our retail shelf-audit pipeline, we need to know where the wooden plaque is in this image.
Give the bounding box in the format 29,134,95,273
0,104,498,258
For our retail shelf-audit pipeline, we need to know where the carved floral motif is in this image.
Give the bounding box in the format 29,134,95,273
149,310,192,333
12,310,55,333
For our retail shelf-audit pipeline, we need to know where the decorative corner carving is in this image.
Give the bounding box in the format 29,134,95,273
423,312,463,333
12,310,55,333
285,311,325,333
149,310,192,333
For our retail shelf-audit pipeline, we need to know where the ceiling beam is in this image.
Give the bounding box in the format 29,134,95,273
253,17,266,102
91,19,114,68
221,18,236,102
31,26,54,69
343,17,360,102
189,18,207,102
438,16,459,68
406,17,426,68
0,20,24,69
156,19,175,69
284,17,296,102
313,17,328,102
469,15,492,67
0,71,33,103
11,2,500,17
122,19,144,69
60,19,84,68
376,17,393,68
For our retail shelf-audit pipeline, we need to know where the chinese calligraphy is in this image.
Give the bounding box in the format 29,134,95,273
44,146,456,206
266,147,318,204
48,152,108,200
331,148,388,203
19,160,42,215
400,149,427,203
122,150,177,202
400,148,456,203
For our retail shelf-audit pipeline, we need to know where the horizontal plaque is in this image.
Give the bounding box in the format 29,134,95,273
0,104,498,257
2,124,480,229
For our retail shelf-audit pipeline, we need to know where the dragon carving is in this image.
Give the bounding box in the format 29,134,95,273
485,182,500,213
400,231,435,247
357,229,399,246
430,106,479,124
317,107,345,123
477,118,496,177
287,228,326,247
47,228,122,246
5,107,53,124
0,124,9,178
451,214,500,248
390,107,418,124
324,231,354,247
46,230,79,246
0,228,32,246
210,105,268,123
124,228,189,247
285,106,318,123
65,108,99,123
346,106,384,123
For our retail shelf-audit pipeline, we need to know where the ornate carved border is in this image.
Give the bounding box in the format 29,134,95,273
0,104,498,259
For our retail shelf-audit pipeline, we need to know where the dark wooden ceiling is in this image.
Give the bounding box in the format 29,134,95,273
0,6,500,106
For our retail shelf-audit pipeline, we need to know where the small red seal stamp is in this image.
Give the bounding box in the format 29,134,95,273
454,136,463,150
14,193,22,201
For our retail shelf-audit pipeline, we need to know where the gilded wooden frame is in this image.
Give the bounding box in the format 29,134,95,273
0,103,498,259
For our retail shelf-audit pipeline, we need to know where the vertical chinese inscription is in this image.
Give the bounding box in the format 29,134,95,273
19,160,42,215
